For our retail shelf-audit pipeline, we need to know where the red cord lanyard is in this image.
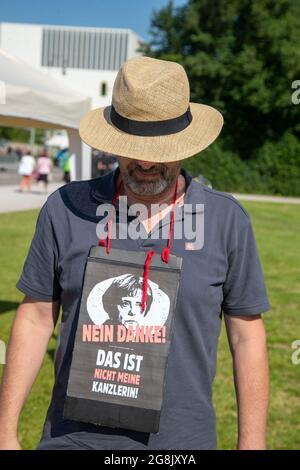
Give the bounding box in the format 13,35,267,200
99,176,179,312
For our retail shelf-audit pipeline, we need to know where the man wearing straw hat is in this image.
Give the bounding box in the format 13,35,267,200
0,56,270,450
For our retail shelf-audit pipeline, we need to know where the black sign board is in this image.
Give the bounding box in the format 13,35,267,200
64,246,182,433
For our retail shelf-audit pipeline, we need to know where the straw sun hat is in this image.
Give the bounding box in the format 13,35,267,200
79,56,224,163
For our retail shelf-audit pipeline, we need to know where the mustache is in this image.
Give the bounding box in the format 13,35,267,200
127,163,167,176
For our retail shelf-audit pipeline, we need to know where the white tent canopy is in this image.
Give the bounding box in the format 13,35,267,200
0,48,92,179
46,133,69,149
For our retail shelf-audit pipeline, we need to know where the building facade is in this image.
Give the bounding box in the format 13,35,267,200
0,22,142,178
0,22,142,108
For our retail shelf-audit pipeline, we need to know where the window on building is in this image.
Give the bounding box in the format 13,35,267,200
42,28,129,71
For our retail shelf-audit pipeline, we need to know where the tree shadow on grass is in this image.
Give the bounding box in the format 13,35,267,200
0,300,20,314
47,332,58,363
47,348,56,363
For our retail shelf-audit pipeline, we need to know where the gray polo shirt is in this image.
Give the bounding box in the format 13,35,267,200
17,168,271,450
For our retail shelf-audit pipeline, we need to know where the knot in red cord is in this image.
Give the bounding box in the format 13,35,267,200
161,246,170,263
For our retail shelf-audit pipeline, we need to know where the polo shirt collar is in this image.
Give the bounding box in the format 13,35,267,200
90,167,121,204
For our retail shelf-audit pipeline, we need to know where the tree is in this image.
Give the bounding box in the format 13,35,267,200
144,0,300,161
0,127,45,145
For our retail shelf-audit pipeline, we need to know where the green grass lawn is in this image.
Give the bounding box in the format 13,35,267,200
0,203,299,450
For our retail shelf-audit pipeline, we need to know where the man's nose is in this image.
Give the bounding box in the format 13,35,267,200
136,160,156,170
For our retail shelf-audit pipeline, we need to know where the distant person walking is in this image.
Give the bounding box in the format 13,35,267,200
56,148,71,183
62,150,71,183
36,149,52,194
18,150,36,192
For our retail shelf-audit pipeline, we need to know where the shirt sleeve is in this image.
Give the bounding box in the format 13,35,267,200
16,202,61,301
221,215,271,316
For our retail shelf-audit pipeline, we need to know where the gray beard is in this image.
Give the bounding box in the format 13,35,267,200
123,174,170,196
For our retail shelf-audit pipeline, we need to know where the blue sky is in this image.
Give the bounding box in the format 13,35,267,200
0,0,186,40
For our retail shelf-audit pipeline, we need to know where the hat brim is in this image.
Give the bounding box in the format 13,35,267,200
79,103,224,163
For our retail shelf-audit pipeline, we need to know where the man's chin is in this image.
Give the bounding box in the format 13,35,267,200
126,180,168,196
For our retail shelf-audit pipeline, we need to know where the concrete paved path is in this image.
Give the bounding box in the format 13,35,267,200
0,183,63,213
231,193,300,205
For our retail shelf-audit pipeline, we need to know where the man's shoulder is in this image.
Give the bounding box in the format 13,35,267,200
191,180,251,228
45,179,90,203
202,184,249,216
44,174,112,221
